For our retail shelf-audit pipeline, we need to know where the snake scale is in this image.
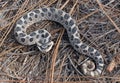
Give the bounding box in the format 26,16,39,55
14,7,104,76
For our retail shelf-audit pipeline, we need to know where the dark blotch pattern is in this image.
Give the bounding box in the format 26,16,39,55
74,38,80,44
75,33,79,37
90,52,94,56
95,51,100,56
29,12,34,16
99,58,103,61
41,34,45,38
72,27,77,34
54,14,58,18
15,27,21,31
50,8,55,13
19,33,26,37
95,56,98,60
36,35,39,38
35,14,38,18
41,13,44,17
82,50,87,53
48,12,51,16
29,17,32,21
24,20,27,24
98,58,103,64
65,21,68,25
29,38,33,42
69,19,74,26
43,39,47,43
15,33,18,37
30,32,36,36
68,27,71,32
48,36,51,41
64,14,70,19
88,47,94,52
23,14,28,19
34,9,40,13
75,44,79,48
22,26,25,29
42,8,47,12
17,20,23,25
38,40,42,44
60,16,63,21
21,38,25,42
44,33,49,38
58,10,63,15
38,30,44,33
80,44,87,49
70,35,74,41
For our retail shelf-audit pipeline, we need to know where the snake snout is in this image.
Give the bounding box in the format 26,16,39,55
37,41,54,52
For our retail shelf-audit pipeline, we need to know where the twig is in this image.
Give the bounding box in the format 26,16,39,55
77,9,99,24
50,29,65,83
69,0,78,15
60,0,70,10
96,0,120,33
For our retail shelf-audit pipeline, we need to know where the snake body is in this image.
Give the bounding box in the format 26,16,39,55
14,7,104,76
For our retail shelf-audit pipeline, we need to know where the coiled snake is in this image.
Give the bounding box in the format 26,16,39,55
14,7,104,76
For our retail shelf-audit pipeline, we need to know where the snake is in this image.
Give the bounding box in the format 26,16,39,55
14,7,104,76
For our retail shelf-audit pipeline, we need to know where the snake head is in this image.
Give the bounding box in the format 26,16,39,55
37,41,54,53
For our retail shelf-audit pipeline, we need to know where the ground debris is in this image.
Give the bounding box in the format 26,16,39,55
0,0,120,83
